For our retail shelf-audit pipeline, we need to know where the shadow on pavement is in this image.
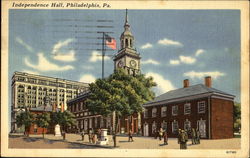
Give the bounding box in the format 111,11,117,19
119,140,129,143
22,137,43,142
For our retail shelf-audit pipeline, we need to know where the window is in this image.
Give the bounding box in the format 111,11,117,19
144,109,148,118
172,120,178,133
161,121,168,131
152,108,157,117
198,101,206,113
184,103,191,115
172,105,178,116
184,119,191,131
161,106,167,117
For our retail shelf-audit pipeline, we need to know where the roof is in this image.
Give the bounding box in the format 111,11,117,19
144,84,234,107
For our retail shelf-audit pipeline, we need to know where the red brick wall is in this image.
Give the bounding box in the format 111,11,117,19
142,97,209,138
210,98,234,139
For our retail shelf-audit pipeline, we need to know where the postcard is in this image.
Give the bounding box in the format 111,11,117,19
1,0,249,157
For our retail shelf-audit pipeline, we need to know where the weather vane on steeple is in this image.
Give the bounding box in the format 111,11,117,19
124,9,130,30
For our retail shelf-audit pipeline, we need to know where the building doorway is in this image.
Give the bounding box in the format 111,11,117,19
197,119,206,138
143,123,149,136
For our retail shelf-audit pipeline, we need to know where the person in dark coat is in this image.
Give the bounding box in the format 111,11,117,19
81,130,85,141
180,130,188,149
163,131,168,145
153,128,157,139
177,129,181,144
128,129,134,142
196,129,201,144
191,128,196,145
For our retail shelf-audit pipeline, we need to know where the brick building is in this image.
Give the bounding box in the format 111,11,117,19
142,76,234,139
67,90,141,134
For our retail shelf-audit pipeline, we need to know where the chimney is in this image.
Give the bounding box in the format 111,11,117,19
183,79,189,88
61,103,64,112
205,76,212,88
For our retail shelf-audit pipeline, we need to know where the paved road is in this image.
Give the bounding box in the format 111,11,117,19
9,133,240,149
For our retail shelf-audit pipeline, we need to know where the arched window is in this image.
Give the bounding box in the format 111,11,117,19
130,39,133,48
125,39,128,47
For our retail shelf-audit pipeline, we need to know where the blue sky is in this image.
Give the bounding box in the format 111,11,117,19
9,9,241,102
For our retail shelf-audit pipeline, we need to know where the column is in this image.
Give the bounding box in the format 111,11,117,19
36,87,39,107
64,88,66,110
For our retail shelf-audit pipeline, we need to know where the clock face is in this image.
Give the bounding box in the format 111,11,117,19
117,60,124,68
130,60,137,67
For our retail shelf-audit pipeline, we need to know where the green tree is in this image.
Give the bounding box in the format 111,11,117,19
233,102,241,133
86,69,156,147
16,110,35,137
36,112,51,138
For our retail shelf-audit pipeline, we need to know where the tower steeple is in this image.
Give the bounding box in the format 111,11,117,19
114,9,141,76
120,9,134,50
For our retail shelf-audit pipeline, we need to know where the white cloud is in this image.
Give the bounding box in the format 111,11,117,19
53,50,76,62
141,43,153,49
169,59,180,65
52,39,76,62
52,38,74,54
183,71,225,80
141,59,160,65
179,55,196,64
157,38,183,47
79,74,96,83
89,51,110,62
24,53,74,72
22,70,40,75
146,72,175,95
15,37,33,52
195,49,205,57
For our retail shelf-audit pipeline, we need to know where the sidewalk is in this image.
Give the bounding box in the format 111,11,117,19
9,133,240,149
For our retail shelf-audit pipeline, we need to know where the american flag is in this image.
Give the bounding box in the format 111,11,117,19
105,34,116,50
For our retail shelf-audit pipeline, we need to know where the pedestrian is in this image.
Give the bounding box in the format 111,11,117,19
153,128,157,139
81,130,85,141
163,131,168,145
179,130,188,149
159,127,163,141
92,133,97,144
62,131,66,140
88,129,92,143
196,129,201,144
191,128,196,145
128,129,134,142
177,129,181,144
98,128,102,141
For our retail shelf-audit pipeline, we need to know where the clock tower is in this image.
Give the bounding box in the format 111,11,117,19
114,9,141,75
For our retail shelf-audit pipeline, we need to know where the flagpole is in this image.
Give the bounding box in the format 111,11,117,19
102,32,105,79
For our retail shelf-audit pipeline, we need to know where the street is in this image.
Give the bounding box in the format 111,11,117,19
9,133,240,149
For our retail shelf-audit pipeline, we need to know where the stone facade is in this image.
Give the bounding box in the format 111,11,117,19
11,71,89,132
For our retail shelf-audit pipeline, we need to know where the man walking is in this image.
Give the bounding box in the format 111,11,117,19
180,130,188,149
191,128,196,145
128,129,134,142
196,129,201,144
163,131,168,145
159,128,164,141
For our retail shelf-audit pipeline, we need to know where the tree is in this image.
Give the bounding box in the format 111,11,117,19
16,110,35,137
86,69,156,147
233,102,241,133
36,112,51,138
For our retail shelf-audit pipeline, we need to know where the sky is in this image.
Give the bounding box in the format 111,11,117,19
9,9,241,103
